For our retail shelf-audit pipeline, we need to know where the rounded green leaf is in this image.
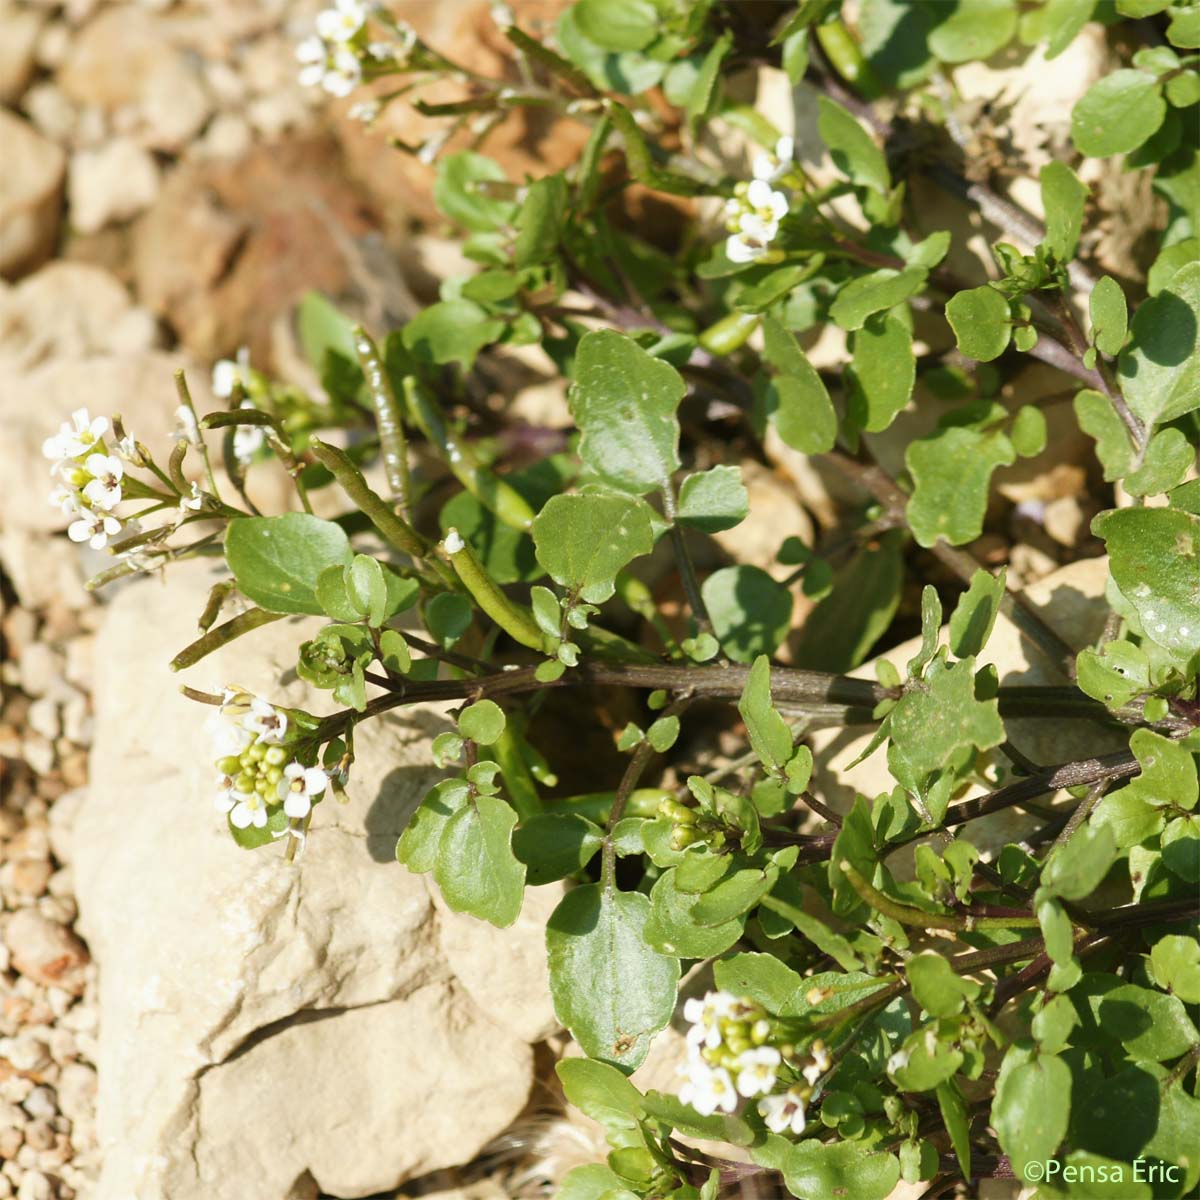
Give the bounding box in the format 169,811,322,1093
225,513,353,615
945,285,1011,361
701,565,793,663
676,466,749,532
929,0,1018,62
546,884,680,1072
1071,70,1166,156
457,699,506,745
434,151,516,232
434,794,525,928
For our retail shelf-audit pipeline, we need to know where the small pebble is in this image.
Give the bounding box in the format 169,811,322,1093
22,1086,58,1122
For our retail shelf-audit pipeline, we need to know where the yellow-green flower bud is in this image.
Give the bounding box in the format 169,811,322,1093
217,756,242,776
265,745,288,766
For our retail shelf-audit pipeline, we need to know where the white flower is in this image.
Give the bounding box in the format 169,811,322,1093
242,697,288,743
228,791,269,829
81,453,124,510
206,711,252,758
726,232,770,264
348,99,381,122
49,485,81,516
278,762,328,819
752,135,795,183
322,47,362,96
316,0,368,44
297,35,325,64
886,1048,911,1076
683,990,738,1051
746,179,789,224
68,510,121,550
759,1087,807,1136
735,1046,781,1098
43,408,108,462
679,1062,737,1117
232,423,266,466
181,483,204,512
212,360,240,398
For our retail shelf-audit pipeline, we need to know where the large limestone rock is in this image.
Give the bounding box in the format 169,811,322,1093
74,561,560,1200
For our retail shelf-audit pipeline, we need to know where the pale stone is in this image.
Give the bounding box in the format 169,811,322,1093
0,262,153,372
2,910,90,996
0,111,64,280
0,5,44,105
74,561,552,1200
68,139,161,234
809,557,1122,856
58,8,212,151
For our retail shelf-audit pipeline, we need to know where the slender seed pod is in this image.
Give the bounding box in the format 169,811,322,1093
352,325,412,518
442,527,545,651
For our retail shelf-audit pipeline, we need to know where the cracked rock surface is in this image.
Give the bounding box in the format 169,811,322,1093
74,561,559,1199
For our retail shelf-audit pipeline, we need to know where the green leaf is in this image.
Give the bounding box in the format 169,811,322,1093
907,952,981,1017
906,425,1017,547
532,493,655,604
907,584,943,678
1124,427,1194,496
1038,823,1117,901
888,657,1005,793
830,267,927,331
738,656,793,776
794,531,904,671
1092,506,1200,663
426,592,473,646
225,514,352,616
1075,639,1151,708
1032,993,1079,1056
513,173,568,268
1039,0,1098,59
647,716,679,752
573,0,659,51
641,1090,756,1147
676,466,749,533
346,554,387,626
1010,405,1047,457
434,794,525,928
378,629,411,675
1107,728,1198,812
690,863,778,926
1117,261,1200,427
403,299,506,368
1080,979,1200,1061
759,877,863,970
569,331,683,496
684,31,732,121
556,1058,643,1135
1074,388,1135,480
1090,276,1128,357
557,1164,639,1200
546,884,679,1072
754,1136,901,1200
701,565,793,663
396,779,471,874
945,285,1011,361
937,1080,971,1179
816,96,890,193
992,1046,1071,1175
514,813,604,885
761,317,837,453
435,151,516,232
848,312,915,433
1041,161,1088,262
297,291,358,378
644,868,744,957
1150,935,1200,1003
948,567,1005,658
1148,237,1200,295
458,699,506,745
929,0,1018,62
1071,70,1167,156
315,564,360,623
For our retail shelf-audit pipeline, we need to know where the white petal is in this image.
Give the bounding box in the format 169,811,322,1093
775,136,794,163
297,35,325,63
725,234,763,264
230,803,253,829
284,792,312,820
251,806,268,828
67,518,94,543
751,151,775,181
746,178,774,208
303,767,328,795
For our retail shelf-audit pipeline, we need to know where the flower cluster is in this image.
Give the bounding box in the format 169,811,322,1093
296,0,413,98
207,690,328,835
42,408,131,550
678,990,831,1137
723,137,795,265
